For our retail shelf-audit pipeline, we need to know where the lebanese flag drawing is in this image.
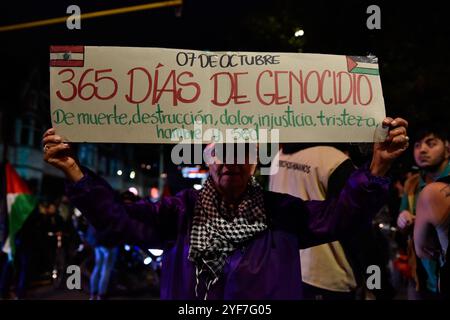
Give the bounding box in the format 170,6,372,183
50,45,85,67
346,55,379,76
2,163,37,259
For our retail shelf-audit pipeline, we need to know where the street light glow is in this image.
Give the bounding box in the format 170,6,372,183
193,184,202,190
149,249,163,256
294,29,304,37
128,187,138,195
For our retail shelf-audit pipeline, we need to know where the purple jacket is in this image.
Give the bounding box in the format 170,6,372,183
66,168,389,300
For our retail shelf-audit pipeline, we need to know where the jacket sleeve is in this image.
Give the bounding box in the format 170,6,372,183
297,167,390,249
65,168,184,249
326,159,356,198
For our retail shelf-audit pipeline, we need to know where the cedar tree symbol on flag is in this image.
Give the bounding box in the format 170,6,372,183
50,45,85,67
346,56,379,76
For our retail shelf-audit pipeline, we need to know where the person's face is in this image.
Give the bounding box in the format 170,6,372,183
413,134,449,169
207,144,257,199
209,163,256,195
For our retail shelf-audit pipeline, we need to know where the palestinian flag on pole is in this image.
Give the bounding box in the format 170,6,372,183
1,163,37,260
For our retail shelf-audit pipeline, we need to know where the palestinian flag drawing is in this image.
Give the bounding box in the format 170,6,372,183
1,163,37,259
50,45,85,67
346,55,379,76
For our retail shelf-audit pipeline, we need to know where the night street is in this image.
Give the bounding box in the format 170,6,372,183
1,0,449,307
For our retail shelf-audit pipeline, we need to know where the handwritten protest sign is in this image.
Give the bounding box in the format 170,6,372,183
50,46,386,143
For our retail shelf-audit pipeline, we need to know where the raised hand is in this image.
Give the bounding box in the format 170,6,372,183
42,128,84,182
370,117,409,176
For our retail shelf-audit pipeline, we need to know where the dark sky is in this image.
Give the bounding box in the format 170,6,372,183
1,1,446,52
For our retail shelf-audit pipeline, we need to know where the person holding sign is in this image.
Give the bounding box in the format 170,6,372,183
269,144,360,299
42,118,408,300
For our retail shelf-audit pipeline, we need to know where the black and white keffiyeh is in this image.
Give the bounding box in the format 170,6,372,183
188,176,267,299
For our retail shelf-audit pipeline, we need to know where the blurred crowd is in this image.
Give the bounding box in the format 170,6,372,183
0,191,160,300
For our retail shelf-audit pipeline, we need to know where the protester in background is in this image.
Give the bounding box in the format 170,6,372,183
57,196,72,222
270,143,394,299
120,191,140,205
86,223,119,300
0,208,40,299
39,202,65,275
0,163,38,299
270,144,358,299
